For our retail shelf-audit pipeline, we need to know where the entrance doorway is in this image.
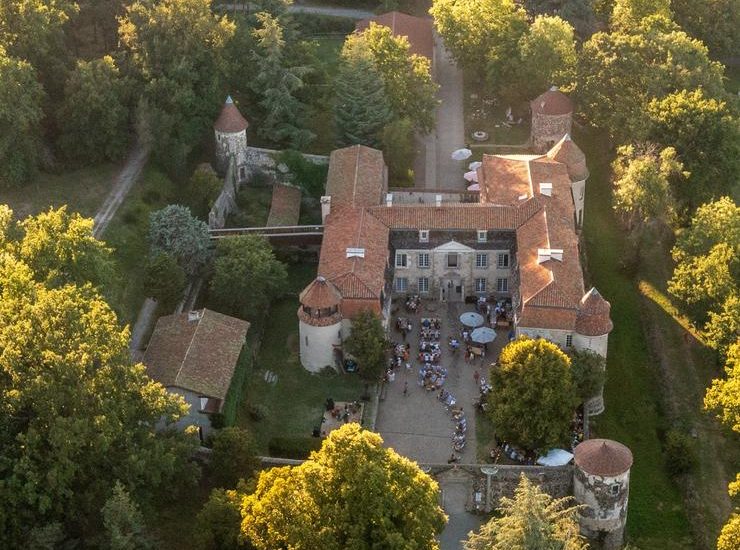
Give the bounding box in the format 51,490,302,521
439,278,463,302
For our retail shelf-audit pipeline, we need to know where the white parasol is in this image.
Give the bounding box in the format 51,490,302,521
451,148,473,161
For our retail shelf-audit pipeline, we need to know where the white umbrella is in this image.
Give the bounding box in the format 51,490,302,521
468,161,482,170
536,448,574,467
471,327,496,344
467,183,480,192
451,148,473,161
459,312,485,327
463,170,479,182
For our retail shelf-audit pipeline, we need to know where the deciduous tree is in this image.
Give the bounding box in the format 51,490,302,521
57,56,131,165
610,0,672,30
240,424,446,549
196,486,247,550
569,348,607,402
143,252,186,309
487,338,577,450
210,427,260,489
672,0,740,58
344,309,387,383
381,117,415,187
464,475,586,550
148,204,211,276
209,234,287,321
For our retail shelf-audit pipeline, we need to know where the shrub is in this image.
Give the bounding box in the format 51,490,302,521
247,403,269,422
290,13,356,35
268,436,323,459
143,252,186,310
664,429,697,476
273,150,328,198
210,427,260,488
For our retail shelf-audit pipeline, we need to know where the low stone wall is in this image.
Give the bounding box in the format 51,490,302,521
245,146,328,179
387,189,479,204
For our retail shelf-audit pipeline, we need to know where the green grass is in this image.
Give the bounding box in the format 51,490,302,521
102,164,183,326
0,163,117,219
463,74,531,146
228,184,273,227
577,130,693,549
235,261,366,451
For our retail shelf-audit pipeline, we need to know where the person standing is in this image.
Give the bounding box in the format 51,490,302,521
403,381,409,397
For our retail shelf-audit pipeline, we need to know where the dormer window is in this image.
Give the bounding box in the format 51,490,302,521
419,230,429,243
477,230,487,243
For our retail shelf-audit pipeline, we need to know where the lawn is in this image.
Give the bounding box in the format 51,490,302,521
234,260,366,451
227,183,273,227
0,163,117,219
577,129,693,549
102,164,182,326
463,73,531,146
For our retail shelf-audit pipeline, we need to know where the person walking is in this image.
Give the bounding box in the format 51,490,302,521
403,381,409,396
473,370,480,385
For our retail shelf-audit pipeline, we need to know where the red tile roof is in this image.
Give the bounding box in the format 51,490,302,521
531,87,573,116
325,145,387,208
299,276,342,309
356,11,434,61
267,184,301,226
143,309,249,402
575,439,633,477
368,204,519,230
214,96,248,133
547,134,589,181
575,288,614,336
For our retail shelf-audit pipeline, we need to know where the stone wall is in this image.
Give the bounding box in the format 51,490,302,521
208,157,239,229
532,112,572,153
244,146,328,180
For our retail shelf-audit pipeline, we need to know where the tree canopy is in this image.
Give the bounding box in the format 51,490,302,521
610,0,672,31
209,234,287,321
344,309,388,383
672,0,740,58
464,475,586,550
569,348,607,402
487,338,577,450
209,427,260,489
240,423,447,549
148,204,211,276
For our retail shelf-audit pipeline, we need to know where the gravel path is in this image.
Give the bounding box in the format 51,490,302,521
93,143,149,238
433,36,465,189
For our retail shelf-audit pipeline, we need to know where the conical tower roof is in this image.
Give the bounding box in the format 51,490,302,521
531,86,573,116
576,288,613,336
546,134,589,181
214,95,248,133
299,276,342,309
575,439,633,477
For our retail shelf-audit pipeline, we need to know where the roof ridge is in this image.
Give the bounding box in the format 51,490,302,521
174,312,202,388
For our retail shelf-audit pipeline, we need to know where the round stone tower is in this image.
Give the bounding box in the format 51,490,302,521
574,288,613,415
214,95,249,182
298,277,343,373
531,86,573,153
573,439,633,550
546,134,589,227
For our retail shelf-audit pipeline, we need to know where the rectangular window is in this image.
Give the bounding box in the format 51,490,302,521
475,253,488,268
395,252,407,268
418,252,430,268
447,253,458,268
497,253,509,268
477,230,487,242
566,334,573,347
419,230,429,243
395,277,408,292
496,278,508,292
475,278,487,293
418,277,429,293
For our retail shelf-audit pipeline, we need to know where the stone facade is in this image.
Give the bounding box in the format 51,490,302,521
574,467,630,549
532,112,572,153
215,127,248,182
208,157,239,229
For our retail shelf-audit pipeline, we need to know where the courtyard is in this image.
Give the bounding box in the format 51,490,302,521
375,299,508,464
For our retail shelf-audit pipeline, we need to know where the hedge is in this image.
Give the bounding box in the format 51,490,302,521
268,436,323,459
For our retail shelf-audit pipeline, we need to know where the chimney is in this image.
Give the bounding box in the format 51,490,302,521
320,196,331,223
386,193,393,207
435,194,442,207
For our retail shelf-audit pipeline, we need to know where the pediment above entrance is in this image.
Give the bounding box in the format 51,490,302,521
433,240,474,253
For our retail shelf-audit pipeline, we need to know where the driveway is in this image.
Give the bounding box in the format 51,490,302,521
433,35,465,190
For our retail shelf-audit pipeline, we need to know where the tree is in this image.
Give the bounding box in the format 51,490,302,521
672,0,740,58
186,164,223,219
210,427,260,488
351,23,437,134
464,475,586,550
569,348,606,402
487,338,577,450
430,0,528,73
510,15,577,103
240,424,447,549
611,144,684,229
704,295,740,358
57,56,130,165
668,197,739,331
196,487,247,550
102,482,151,550
334,39,392,148
19,206,113,288
148,204,211,276
0,257,198,544
718,514,740,550
144,252,186,309
610,0,672,30
381,117,415,187
209,234,288,321
249,12,314,149
575,17,726,143
646,89,740,211
344,309,387,383
0,46,45,187
119,0,235,173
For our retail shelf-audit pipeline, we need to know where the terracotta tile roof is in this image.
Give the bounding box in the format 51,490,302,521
368,204,519,230
297,307,342,327
299,276,342,309
267,184,301,226
479,154,538,205
546,134,589,181
518,306,577,331
143,309,249,402
325,145,387,208
214,96,248,133
318,206,390,301
576,288,614,336
531,87,573,116
356,11,434,60
575,439,633,477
